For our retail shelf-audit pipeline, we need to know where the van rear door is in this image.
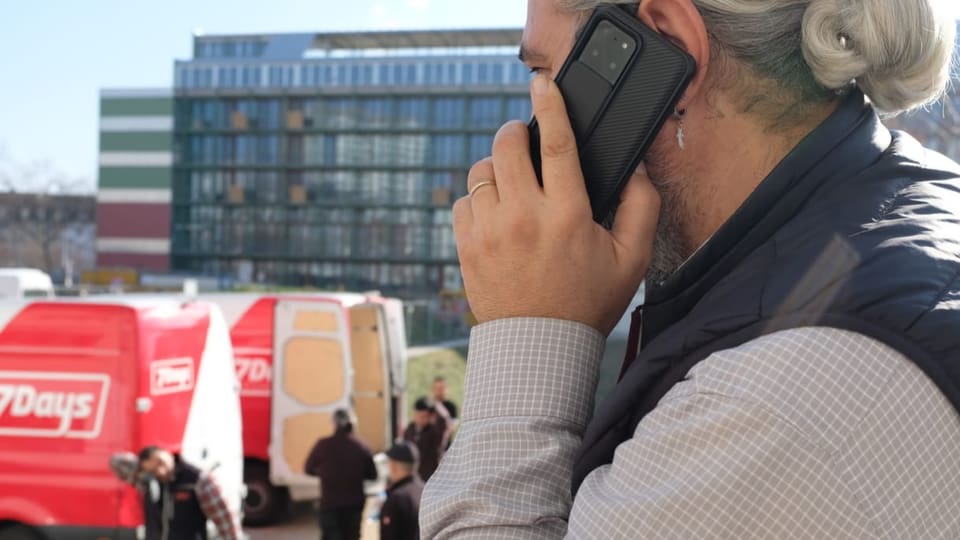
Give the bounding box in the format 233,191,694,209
269,300,351,486
348,304,392,452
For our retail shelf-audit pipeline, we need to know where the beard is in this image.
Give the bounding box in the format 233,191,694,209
641,138,695,286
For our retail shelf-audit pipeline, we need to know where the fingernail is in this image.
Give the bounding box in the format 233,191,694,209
532,75,550,97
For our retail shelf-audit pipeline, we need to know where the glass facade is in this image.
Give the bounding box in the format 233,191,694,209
171,34,531,296
175,57,532,90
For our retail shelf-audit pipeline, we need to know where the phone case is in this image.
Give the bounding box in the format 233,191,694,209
529,5,696,225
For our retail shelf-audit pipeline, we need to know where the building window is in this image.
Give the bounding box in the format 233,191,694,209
396,98,428,128
360,65,374,85
337,135,371,166
506,97,532,121
326,98,356,129
256,136,279,164
430,136,465,167
360,98,393,128
509,62,526,84
478,63,490,84
469,135,494,163
492,63,505,83
446,63,457,85
470,97,502,129
379,64,391,86
261,100,280,129
432,98,464,129
393,173,426,205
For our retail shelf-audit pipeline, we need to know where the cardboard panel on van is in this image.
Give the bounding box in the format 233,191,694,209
350,305,389,452
283,411,334,474
283,338,345,406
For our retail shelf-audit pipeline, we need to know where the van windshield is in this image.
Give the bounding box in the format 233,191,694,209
22,289,53,298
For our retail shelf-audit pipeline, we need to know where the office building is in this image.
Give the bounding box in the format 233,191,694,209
167,29,529,295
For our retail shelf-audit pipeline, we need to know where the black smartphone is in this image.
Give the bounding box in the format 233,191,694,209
529,4,696,226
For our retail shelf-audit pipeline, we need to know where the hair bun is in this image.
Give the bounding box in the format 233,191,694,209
802,0,956,114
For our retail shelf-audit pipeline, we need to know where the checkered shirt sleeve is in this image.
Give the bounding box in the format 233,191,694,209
196,471,243,540
109,452,140,486
420,319,960,539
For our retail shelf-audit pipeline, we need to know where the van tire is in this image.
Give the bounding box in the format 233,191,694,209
243,461,290,527
0,525,43,540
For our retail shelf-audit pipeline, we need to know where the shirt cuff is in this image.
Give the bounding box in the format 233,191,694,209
461,318,606,429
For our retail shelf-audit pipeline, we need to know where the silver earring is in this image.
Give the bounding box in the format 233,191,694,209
675,108,686,150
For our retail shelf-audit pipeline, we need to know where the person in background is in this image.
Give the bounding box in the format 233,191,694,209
110,446,243,540
303,409,377,540
432,376,458,448
403,397,447,482
432,376,458,421
379,441,424,540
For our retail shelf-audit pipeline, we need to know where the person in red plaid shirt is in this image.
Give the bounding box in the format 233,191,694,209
110,447,243,540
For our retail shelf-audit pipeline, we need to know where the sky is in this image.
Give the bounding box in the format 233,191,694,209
0,0,529,192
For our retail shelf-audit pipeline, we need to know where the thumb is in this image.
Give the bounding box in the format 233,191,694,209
610,164,661,270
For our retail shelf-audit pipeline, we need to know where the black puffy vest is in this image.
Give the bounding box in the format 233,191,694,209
143,458,208,540
573,91,960,492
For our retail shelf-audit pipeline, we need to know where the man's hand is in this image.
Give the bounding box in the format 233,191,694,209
453,75,661,336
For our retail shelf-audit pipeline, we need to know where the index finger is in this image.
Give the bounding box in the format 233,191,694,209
531,75,588,201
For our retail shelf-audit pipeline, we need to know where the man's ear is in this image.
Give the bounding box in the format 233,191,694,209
635,0,711,110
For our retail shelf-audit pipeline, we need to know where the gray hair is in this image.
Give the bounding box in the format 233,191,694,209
559,0,956,116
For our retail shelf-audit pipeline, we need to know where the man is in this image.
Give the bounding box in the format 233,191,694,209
380,442,424,540
303,409,377,540
110,447,242,540
432,376,458,421
403,397,447,482
423,0,960,538
432,377,458,449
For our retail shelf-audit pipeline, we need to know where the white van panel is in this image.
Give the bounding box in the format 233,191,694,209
181,304,245,516
270,300,352,487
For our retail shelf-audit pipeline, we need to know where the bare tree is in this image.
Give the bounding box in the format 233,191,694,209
0,159,92,273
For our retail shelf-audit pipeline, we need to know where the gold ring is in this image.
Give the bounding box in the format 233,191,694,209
469,180,497,198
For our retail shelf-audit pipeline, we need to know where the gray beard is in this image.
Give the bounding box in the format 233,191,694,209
643,145,693,286
645,188,688,285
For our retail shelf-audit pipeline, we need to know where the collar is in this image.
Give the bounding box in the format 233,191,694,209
388,475,418,493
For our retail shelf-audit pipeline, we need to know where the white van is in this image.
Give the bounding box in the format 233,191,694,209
0,268,55,298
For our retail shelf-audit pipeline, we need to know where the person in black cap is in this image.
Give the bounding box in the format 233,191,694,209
380,441,424,540
303,409,377,540
403,397,448,482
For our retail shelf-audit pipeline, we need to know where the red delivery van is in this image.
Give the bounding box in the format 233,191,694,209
0,298,244,540
204,292,408,525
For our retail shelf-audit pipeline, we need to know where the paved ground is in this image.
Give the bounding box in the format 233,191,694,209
248,500,381,540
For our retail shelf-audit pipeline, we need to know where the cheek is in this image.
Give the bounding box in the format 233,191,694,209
644,130,683,192
552,34,577,75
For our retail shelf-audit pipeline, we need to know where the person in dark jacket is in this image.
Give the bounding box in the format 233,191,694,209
110,446,242,540
380,442,424,540
303,409,377,540
403,397,447,482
